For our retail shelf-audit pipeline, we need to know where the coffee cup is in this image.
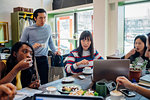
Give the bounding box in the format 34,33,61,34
83,67,92,72
46,86,57,94
41,43,46,48
110,90,123,100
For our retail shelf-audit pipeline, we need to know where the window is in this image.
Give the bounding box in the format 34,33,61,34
55,14,74,54
53,9,93,55
77,10,93,37
124,2,150,54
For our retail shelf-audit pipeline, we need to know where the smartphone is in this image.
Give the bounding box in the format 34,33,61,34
120,89,136,97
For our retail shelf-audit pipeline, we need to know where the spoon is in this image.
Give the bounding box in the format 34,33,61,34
115,82,119,91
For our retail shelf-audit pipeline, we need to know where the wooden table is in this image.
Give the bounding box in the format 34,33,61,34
107,54,124,59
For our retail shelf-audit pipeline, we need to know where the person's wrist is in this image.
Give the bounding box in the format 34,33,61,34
130,83,137,91
128,52,132,56
15,64,22,72
76,62,79,66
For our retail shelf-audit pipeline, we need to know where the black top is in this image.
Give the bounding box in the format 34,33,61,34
121,52,150,69
4,58,36,88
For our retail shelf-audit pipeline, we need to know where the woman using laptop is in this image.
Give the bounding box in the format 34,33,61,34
116,35,150,99
65,30,103,76
121,35,150,68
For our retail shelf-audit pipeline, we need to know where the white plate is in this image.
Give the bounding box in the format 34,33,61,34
62,77,75,83
44,91,61,95
82,70,93,74
105,96,126,100
46,86,57,92
57,84,81,94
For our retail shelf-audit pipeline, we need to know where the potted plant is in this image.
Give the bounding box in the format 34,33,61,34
129,58,148,82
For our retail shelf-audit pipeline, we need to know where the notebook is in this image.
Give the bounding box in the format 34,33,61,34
34,94,103,100
138,74,150,87
92,59,130,82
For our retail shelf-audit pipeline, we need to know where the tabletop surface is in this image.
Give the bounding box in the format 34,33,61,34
38,73,149,100
21,73,150,100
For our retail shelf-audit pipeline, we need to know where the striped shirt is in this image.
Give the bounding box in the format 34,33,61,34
65,49,103,74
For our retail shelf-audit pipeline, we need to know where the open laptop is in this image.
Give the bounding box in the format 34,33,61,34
92,59,130,82
34,94,103,100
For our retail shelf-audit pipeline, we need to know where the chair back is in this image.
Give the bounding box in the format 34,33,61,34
0,61,6,79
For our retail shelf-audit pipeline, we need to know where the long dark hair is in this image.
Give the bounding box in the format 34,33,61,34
133,35,147,58
77,31,94,58
6,42,35,70
149,35,150,45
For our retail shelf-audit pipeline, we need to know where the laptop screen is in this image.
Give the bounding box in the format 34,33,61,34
34,94,103,100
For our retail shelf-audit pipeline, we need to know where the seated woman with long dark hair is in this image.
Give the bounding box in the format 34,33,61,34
0,42,40,89
121,35,150,69
65,31,103,76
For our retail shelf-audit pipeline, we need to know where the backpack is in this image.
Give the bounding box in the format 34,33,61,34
48,51,64,67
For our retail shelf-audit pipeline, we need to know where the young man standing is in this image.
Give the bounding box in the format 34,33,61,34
21,8,60,84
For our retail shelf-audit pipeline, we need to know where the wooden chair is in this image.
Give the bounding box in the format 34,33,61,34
0,61,6,80
48,56,65,82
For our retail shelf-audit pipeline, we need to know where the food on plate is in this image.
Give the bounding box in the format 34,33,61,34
62,86,79,92
69,90,84,96
84,90,94,96
69,89,98,96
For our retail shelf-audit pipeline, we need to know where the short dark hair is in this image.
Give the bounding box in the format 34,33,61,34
33,8,46,21
77,30,94,58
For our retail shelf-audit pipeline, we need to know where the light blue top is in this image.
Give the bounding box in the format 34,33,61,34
21,24,56,56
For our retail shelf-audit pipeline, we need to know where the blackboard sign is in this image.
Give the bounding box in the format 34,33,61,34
53,0,93,10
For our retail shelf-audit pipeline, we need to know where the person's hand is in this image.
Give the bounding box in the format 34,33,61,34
76,59,89,66
29,79,40,89
116,76,135,90
128,48,136,56
0,83,16,100
55,51,61,55
32,43,41,49
16,58,33,71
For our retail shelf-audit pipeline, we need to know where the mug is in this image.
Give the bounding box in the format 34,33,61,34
110,90,123,100
83,67,92,72
96,81,107,97
41,43,46,48
46,86,57,94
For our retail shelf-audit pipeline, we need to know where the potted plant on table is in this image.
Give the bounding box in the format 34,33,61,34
129,58,148,82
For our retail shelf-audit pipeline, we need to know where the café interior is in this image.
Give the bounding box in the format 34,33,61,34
0,0,150,100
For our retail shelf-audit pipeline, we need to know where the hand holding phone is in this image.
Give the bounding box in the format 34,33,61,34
120,89,136,97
